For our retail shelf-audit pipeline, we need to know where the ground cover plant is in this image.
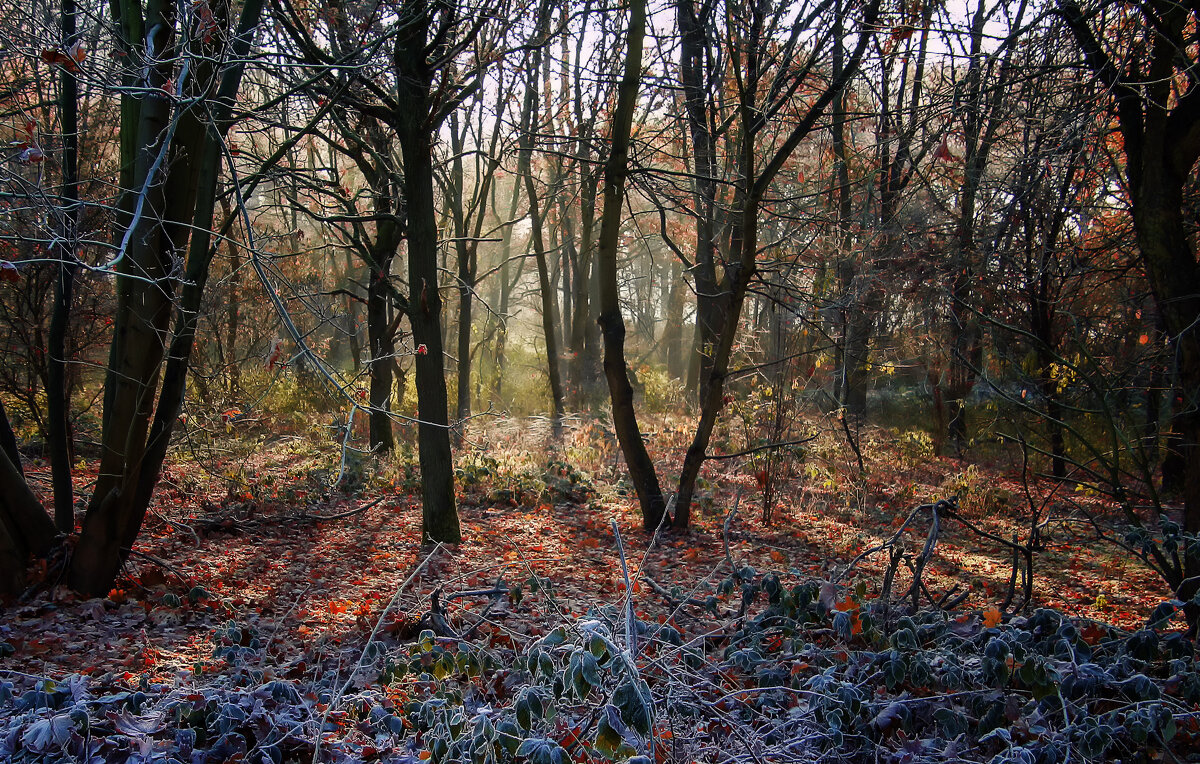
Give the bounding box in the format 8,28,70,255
1,414,1195,762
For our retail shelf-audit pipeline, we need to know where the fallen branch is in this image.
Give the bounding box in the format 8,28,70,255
703,436,816,462
124,548,189,580
302,496,386,521
642,574,709,609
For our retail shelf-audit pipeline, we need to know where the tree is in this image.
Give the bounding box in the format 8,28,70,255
515,0,566,436
1059,0,1200,580
671,0,880,527
0,0,268,596
596,0,667,530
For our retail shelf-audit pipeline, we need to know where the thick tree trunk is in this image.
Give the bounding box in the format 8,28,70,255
75,0,183,593
1061,0,1200,577
70,0,265,595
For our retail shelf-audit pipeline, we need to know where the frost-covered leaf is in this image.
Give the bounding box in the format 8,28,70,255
21,713,75,752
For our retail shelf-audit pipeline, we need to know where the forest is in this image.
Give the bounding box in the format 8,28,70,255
1,0,1199,760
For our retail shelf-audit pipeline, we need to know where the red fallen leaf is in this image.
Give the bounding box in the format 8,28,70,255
755,468,768,489
1080,622,1107,645
982,606,1003,628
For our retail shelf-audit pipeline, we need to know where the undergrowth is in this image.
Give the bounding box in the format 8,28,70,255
2,558,1196,763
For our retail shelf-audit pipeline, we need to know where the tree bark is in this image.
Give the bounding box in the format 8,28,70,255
46,0,80,533
677,0,722,402
597,0,668,531
394,0,460,543
1061,0,1200,576
516,3,566,435
70,0,266,595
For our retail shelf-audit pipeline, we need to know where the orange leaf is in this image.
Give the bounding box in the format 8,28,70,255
769,549,786,564
982,607,1002,628
834,595,858,612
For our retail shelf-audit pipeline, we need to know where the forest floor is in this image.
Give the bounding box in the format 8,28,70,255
1,410,1189,763
2,410,1167,684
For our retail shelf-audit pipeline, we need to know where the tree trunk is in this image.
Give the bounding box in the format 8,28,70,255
677,0,722,402
367,253,398,454
1061,0,1200,577
70,0,266,595
46,0,80,533
597,0,667,531
517,3,566,435
663,259,687,380
394,0,460,543
493,177,522,402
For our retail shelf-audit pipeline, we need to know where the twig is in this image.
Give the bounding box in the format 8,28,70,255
641,574,709,608
703,436,816,461
443,586,509,600
124,548,188,580
722,491,742,575
838,409,865,473
458,578,508,640
612,521,637,658
313,544,442,764
908,500,942,611
302,496,385,521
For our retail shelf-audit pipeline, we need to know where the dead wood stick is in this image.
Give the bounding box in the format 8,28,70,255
302,496,385,521
124,548,188,580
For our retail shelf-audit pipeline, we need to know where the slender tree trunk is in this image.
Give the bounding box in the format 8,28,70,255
677,0,721,402
46,0,80,533
493,177,522,401
674,0,878,526
367,252,398,454
569,165,600,403
517,2,566,434
597,0,667,530
222,197,243,397
394,0,460,543
449,113,476,442
664,259,687,380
